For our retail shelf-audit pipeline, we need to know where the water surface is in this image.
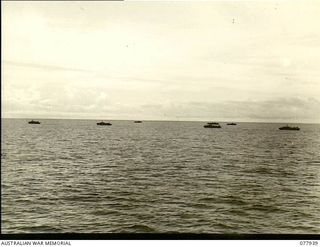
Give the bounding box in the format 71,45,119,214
2,119,320,233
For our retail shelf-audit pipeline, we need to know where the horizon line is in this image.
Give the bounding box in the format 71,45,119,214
1,117,319,125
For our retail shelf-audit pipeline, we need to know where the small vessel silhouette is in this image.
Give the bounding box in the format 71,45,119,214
97,121,112,126
28,120,40,124
227,123,237,125
134,121,142,123
279,125,300,130
204,122,221,128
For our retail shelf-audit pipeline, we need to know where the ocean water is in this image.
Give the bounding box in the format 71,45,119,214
1,119,320,234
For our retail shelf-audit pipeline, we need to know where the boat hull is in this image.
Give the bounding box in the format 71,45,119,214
204,125,221,128
97,123,112,126
279,127,299,130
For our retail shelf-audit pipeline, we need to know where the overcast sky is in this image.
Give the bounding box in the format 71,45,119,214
2,1,320,123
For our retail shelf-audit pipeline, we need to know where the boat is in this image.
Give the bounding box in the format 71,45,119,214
134,121,142,123
227,123,237,125
97,121,112,126
28,120,40,124
204,122,221,128
279,125,300,131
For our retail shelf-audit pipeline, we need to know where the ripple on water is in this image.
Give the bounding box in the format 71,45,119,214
2,120,320,233
116,224,156,233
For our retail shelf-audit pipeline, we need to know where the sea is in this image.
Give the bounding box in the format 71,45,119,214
1,119,320,234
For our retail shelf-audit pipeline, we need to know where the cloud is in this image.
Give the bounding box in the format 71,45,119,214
137,97,320,123
3,90,320,123
3,60,88,72
2,2,320,122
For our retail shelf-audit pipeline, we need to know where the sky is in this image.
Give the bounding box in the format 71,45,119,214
2,1,320,123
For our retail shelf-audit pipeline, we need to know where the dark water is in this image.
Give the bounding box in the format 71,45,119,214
2,119,320,233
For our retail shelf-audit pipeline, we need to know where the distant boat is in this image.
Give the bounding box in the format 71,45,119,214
204,122,221,128
227,123,237,125
279,125,300,131
28,120,40,124
134,121,142,123
97,121,112,126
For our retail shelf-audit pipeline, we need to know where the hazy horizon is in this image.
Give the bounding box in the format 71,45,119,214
2,1,320,123
2,117,319,125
